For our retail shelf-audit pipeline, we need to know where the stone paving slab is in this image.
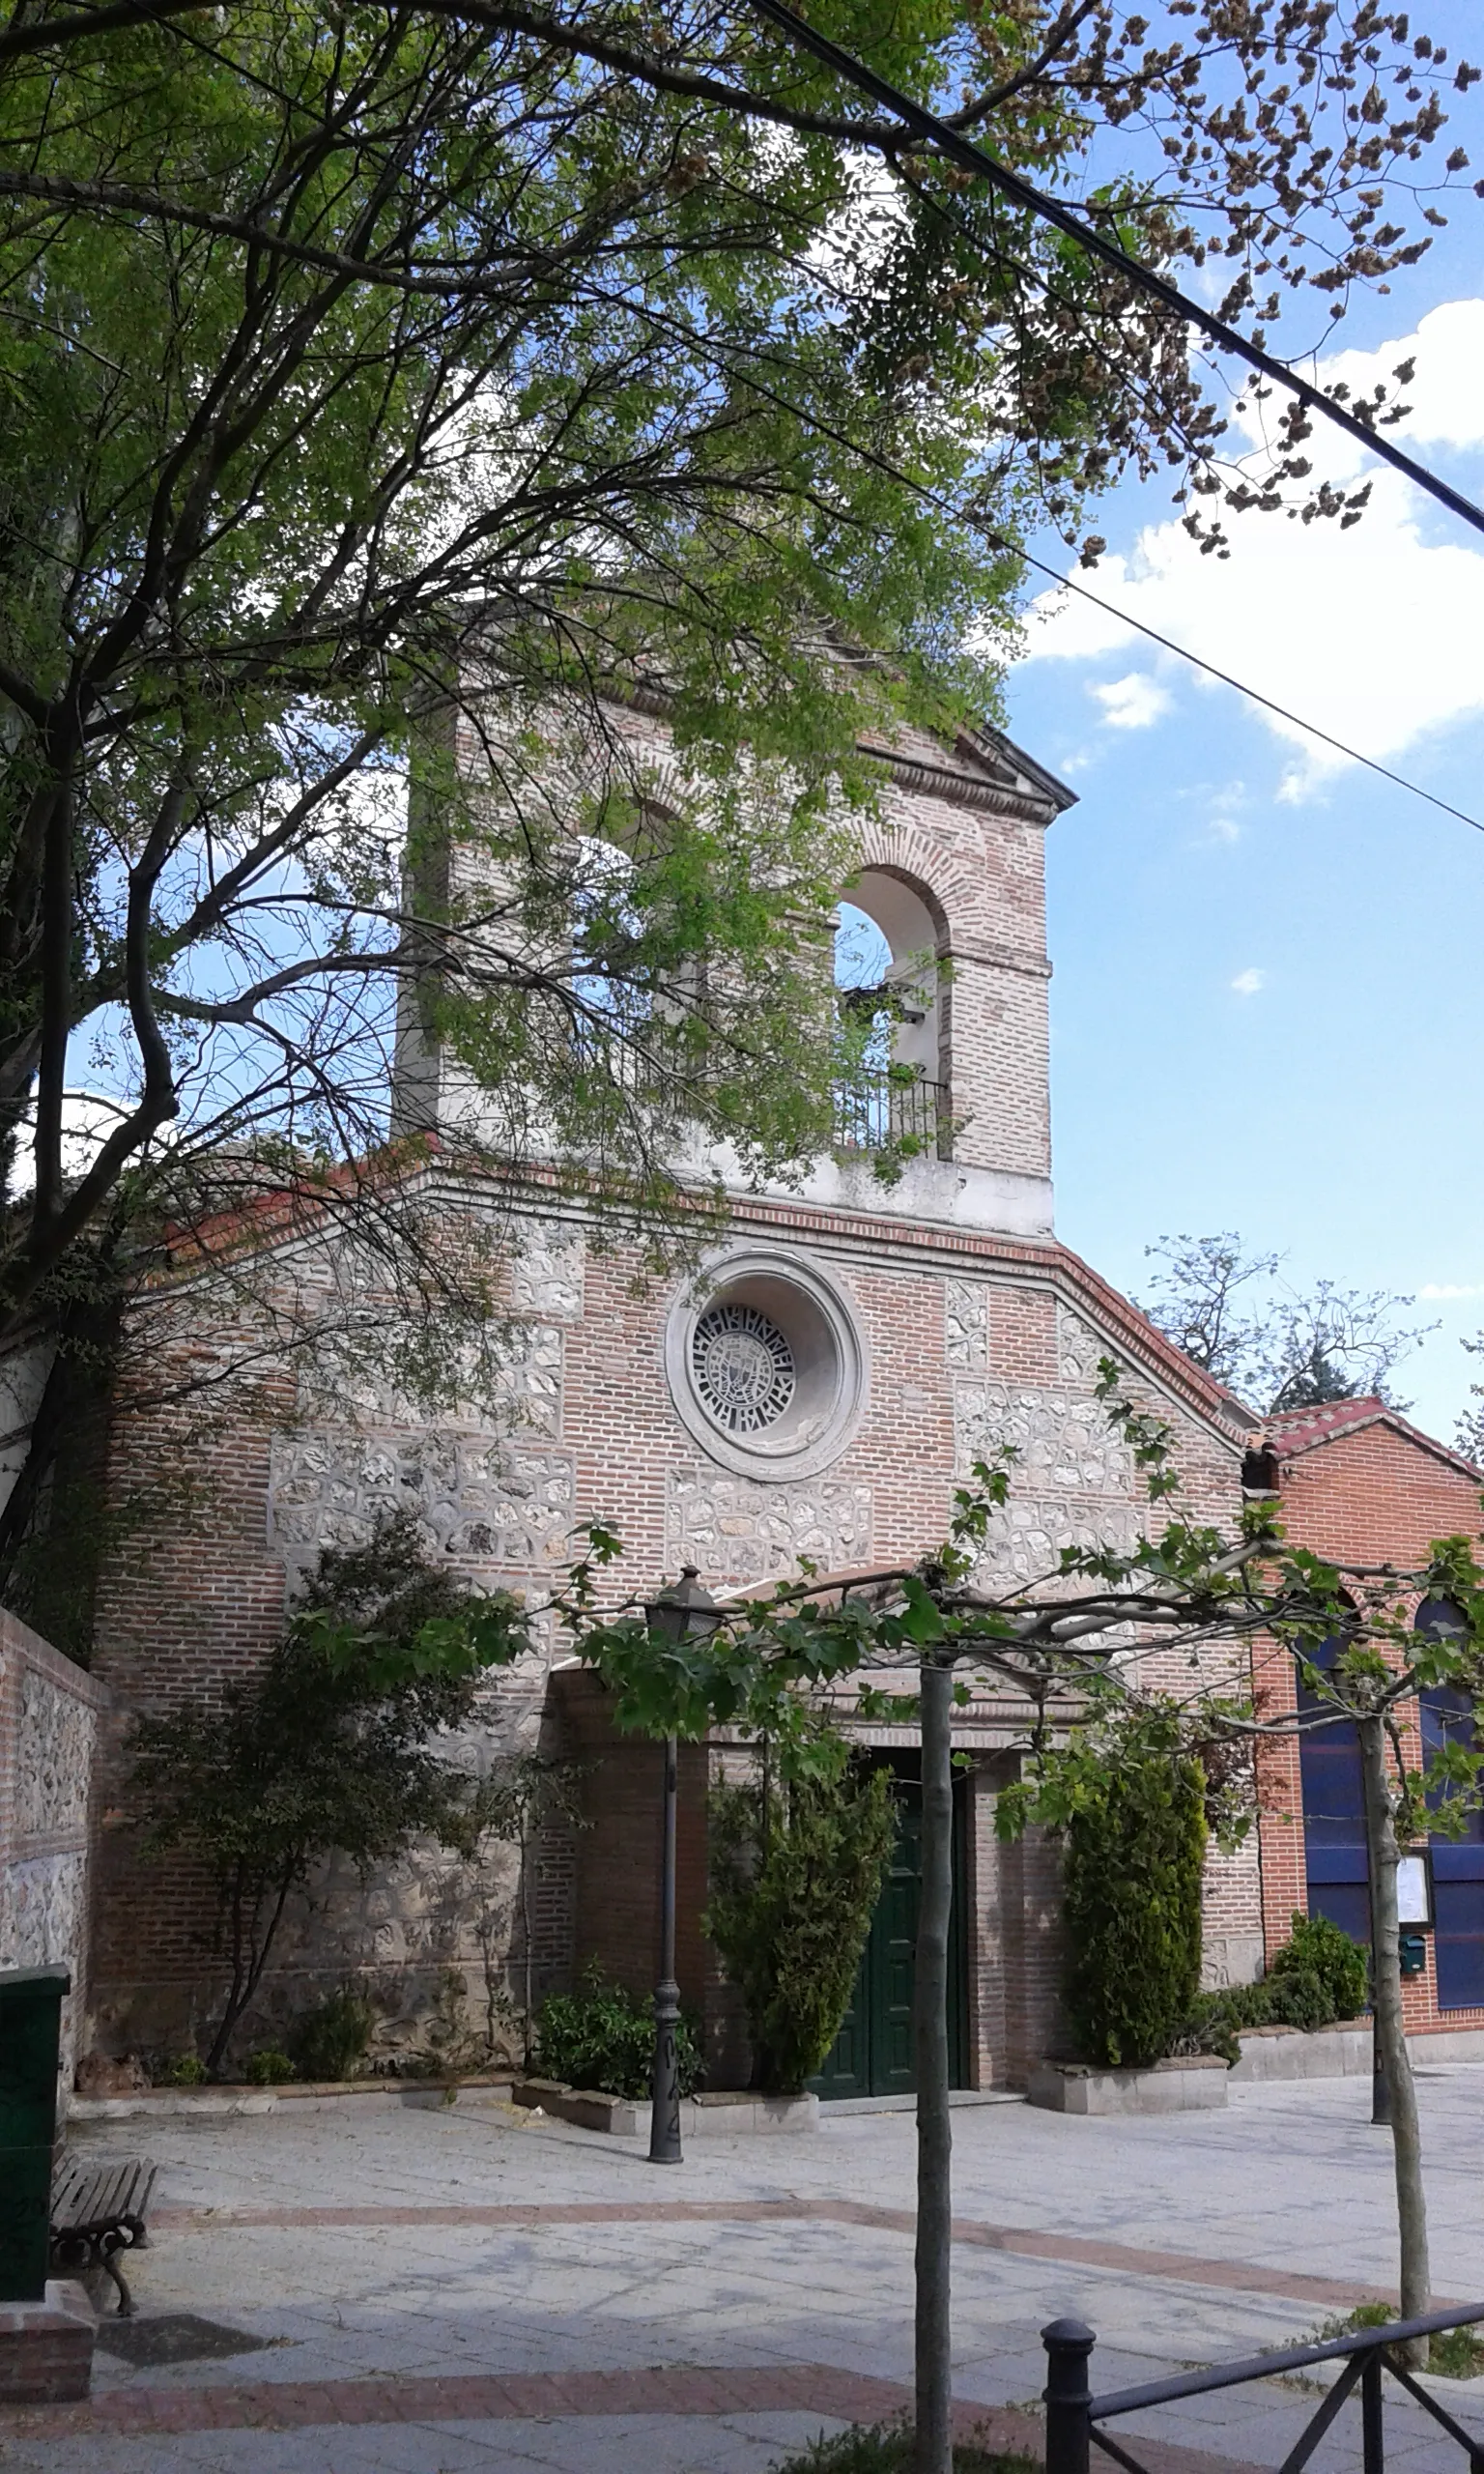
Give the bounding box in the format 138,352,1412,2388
6,2075,1484,2474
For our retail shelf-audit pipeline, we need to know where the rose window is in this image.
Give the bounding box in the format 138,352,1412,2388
691,1303,795,1433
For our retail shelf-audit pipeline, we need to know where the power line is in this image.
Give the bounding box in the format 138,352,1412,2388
745,0,1484,546
1011,541,1484,835
559,261,1483,832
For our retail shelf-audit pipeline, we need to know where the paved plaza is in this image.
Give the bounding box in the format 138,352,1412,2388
8,2073,1484,2474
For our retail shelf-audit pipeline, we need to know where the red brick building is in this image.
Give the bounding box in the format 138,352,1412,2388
29,704,1266,2089
1252,1397,1484,2042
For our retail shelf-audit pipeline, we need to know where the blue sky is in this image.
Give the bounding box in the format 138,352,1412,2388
1004,57,1484,1445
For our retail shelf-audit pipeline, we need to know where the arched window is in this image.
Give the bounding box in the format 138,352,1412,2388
1416,1599,1484,2010
1297,1619,1368,1949
833,869,949,1159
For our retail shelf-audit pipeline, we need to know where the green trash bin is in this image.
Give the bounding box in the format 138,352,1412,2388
0,1966,69,2302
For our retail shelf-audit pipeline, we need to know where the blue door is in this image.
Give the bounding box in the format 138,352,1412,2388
1298,1636,1369,1946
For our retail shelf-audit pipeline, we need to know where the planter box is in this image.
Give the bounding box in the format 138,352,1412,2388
68,2075,513,2122
0,2283,95,2406
1230,2020,1484,2081
511,2078,640,2135
509,2079,818,2137
1229,2025,1371,2083
681,2090,817,2136
1028,2058,1228,2115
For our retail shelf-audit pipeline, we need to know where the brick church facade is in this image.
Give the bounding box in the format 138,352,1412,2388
70,703,1274,2087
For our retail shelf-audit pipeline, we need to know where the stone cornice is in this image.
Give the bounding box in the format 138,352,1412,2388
856,743,1058,824
615,682,1059,824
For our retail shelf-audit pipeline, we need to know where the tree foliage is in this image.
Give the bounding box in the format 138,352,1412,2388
129,1513,525,2074
0,0,1476,1600
705,1761,898,2093
1139,1232,1433,1412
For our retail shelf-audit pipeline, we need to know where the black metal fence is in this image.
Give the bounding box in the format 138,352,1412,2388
832,1069,948,1158
1043,2308,1484,2474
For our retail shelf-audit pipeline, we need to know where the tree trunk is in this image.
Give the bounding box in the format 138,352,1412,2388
915,1656,955,2474
1358,1712,1431,2354
520,1818,535,2069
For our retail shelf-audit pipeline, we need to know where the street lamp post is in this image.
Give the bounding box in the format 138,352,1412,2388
642,1566,720,2166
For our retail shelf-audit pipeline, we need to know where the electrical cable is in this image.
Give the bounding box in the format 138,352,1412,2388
744,0,1484,546
1008,538,1484,833
542,253,1483,830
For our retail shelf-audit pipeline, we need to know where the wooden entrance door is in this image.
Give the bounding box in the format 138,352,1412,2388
811,1760,968,2100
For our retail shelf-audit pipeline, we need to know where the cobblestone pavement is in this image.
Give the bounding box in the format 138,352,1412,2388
7,2073,1484,2474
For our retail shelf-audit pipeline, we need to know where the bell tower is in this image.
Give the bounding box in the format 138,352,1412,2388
806,722,1074,1239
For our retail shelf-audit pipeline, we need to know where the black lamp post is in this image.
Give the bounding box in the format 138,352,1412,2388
642,1565,720,2165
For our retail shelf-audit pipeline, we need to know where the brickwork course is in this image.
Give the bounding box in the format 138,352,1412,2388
71,706,1266,2076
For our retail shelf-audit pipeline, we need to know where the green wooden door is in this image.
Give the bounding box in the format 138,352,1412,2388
811,1762,968,2100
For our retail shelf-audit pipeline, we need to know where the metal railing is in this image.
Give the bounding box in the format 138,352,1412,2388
1043,2307,1484,2474
567,1030,952,1161
832,1069,949,1159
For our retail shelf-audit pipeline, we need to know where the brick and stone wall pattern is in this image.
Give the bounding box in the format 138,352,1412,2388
84,1190,1253,2075
0,1609,110,2089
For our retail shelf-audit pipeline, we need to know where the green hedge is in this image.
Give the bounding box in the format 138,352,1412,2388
705,1766,897,2094
1176,1910,1369,2062
1063,1739,1208,2069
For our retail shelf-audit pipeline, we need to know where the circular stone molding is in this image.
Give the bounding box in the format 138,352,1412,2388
664,1249,868,1481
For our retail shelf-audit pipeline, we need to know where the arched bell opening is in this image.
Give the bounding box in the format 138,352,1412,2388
833,867,950,1163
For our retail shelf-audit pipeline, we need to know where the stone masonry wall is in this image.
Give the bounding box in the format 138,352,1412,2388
0,1609,110,2089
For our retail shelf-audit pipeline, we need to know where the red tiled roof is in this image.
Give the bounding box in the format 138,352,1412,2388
1264,1396,1387,1453
1263,1395,1482,1480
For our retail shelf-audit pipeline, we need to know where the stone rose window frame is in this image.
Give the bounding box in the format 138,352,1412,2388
664,1247,869,1481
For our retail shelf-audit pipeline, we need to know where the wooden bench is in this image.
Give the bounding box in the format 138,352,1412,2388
49,2157,157,2316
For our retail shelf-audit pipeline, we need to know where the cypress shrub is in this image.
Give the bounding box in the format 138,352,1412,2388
705,1765,897,2093
1062,1737,1208,2069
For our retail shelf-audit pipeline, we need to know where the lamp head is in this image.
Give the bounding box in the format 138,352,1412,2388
645,1565,721,1643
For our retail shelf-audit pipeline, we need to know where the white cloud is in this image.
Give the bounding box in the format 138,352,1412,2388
1091,672,1172,730
1418,1282,1484,1301
1230,967,1265,996
1024,297,1484,794
1203,782,1247,844
1319,301,1484,453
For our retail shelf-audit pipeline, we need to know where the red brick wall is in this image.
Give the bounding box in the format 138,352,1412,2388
1254,1420,1484,2037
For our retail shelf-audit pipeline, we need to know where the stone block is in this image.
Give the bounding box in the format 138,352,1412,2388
510,2077,639,2135
1027,2059,1228,2114
0,2281,95,2404
679,2090,818,2136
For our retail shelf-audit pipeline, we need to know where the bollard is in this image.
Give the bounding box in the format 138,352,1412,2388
0,1966,69,2303
1043,2316,1097,2474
